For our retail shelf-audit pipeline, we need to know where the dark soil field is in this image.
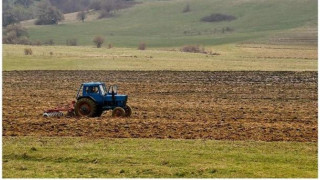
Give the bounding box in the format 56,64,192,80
3,71,317,142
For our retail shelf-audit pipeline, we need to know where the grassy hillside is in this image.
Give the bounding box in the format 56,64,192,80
25,0,317,47
3,44,317,71
3,137,317,178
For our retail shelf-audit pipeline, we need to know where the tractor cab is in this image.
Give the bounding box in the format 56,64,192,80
76,82,106,98
74,82,131,117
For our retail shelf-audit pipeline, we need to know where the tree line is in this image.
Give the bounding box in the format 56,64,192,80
2,0,136,45
3,0,136,27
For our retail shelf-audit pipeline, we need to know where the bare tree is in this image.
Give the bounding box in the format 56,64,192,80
138,42,146,50
77,11,87,22
93,36,105,48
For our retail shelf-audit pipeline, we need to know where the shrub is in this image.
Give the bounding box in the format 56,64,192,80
93,36,105,48
222,26,234,33
90,0,102,10
18,37,32,45
35,1,64,25
181,45,220,55
138,42,146,50
32,40,42,46
3,31,18,44
44,39,54,45
201,13,236,22
4,24,28,37
3,24,30,44
66,39,78,46
77,11,87,22
182,4,190,13
24,48,32,55
180,45,203,53
98,10,114,19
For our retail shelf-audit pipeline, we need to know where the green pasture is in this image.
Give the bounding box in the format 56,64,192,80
3,44,317,71
25,0,317,47
3,137,317,178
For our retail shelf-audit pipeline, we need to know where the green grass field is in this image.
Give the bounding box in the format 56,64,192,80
3,44,317,71
3,137,317,178
24,0,317,47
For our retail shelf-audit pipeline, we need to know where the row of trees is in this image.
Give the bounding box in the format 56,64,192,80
3,0,36,27
3,0,64,27
3,0,136,27
49,0,134,14
2,24,145,50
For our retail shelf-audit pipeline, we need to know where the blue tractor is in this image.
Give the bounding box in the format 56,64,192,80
74,82,132,117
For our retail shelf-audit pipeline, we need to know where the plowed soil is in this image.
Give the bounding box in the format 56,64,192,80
3,71,317,142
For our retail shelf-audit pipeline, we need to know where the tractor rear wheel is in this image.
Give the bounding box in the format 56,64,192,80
75,98,97,117
124,105,132,117
112,107,126,117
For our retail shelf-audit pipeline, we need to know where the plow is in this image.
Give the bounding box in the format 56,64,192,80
43,82,132,118
43,101,76,118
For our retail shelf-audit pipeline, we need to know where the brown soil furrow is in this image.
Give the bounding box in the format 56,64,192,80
2,71,317,142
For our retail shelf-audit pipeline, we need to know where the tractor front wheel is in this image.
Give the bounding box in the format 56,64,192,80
112,107,126,117
75,98,97,117
124,105,132,117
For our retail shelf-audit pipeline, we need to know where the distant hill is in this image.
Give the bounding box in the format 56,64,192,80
23,0,317,47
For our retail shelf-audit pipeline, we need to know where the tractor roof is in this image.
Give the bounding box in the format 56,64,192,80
82,82,105,86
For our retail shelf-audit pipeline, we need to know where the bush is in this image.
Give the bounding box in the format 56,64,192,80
180,45,220,55
138,42,146,50
77,11,87,22
24,48,32,55
201,13,236,22
18,37,32,45
3,24,30,44
66,39,78,46
4,24,28,37
180,45,203,53
98,10,114,19
93,36,105,48
32,40,42,46
44,39,54,45
182,4,190,13
90,0,102,10
3,31,18,44
35,1,64,25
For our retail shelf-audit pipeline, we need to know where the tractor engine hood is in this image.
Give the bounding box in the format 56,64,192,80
115,94,128,101
105,94,128,102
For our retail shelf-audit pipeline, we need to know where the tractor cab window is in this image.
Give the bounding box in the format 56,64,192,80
99,85,107,96
108,85,118,94
76,84,84,99
86,86,99,94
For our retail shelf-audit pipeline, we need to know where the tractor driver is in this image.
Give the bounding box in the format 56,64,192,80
87,87,99,94
92,87,99,93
